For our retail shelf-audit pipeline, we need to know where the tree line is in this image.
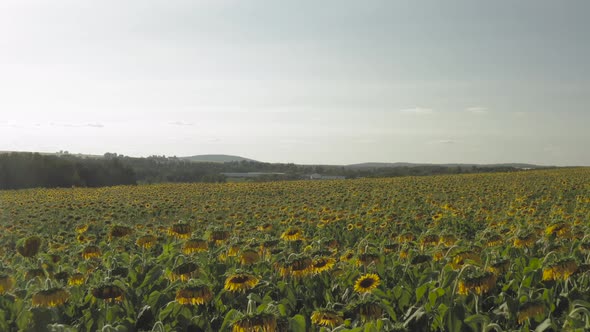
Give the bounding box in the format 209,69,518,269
0,152,533,190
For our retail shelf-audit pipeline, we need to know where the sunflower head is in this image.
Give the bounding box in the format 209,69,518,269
239,249,260,265
136,235,157,249
92,284,124,303
354,273,381,293
176,284,213,305
182,239,209,254
32,287,70,307
68,272,85,286
542,257,578,281
109,225,133,240
210,230,230,244
356,253,380,267
82,245,102,260
517,300,545,324
224,273,259,293
280,227,304,241
232,312,277,332
311,309,343,328
17,235,42,258
170,262,199,282
410,254,432,265
0,275,14,294
354,300,384,322
168,223,192,239
312,257,336,274
513,231,536,248
457,269,497,295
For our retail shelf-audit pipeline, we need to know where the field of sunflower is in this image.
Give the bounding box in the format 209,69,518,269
0,168,589,331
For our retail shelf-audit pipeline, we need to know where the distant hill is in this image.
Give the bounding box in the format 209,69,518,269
180,154,258,163
345,162,546,169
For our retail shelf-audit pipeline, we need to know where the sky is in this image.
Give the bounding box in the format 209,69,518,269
1,0,589,166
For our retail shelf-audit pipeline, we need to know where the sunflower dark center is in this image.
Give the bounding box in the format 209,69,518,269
230,275,250,283
314,260,327,268
359,278,375,288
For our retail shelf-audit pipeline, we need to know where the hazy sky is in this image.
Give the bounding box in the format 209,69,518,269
1,0,589,165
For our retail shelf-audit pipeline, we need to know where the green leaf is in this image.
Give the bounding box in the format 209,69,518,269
277,304,288,316
416,283,429,302
446,305,465,332
364,322,378,332
289,314,307,332
220,309,242,332
534,318,554,332
464,313,489,330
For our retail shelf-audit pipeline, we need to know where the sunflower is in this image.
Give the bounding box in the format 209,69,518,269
517,300,545,324
433,250,445,262
383,243,400,254
210,230,230,245
340,250,355,262
513,232,536,248
168,223,192,239
450,250,481,269
312,257,336,274
109,225,133,240
170,262,199,282
311,309,343,328
419,234,439,249
410,254,432,265
487,258,511,275
280,227,304,241
136,235,157,249
440,234,457,246
182,239,209,254
68,272,85,286
355,301,384,322
354,274,381,293
92,284,124,303
75,224,89,234
280,257,313,278
457,270,497,295
398,232,414,243
257,223,273,232
484,234,503,247
224,273,259,293
545,222,571,238
542,258,578,281
356,253,380,267
17,235,42,258
240,249,260,265
32,288,70,307
54,271,69,284
82,245,102,260
175,285,213,305
0,275,14,294
431,212,443,221
232,313,277,332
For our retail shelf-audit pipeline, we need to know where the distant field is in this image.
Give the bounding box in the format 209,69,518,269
0,168,589,331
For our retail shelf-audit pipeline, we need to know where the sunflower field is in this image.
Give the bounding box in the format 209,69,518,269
0,168,589,331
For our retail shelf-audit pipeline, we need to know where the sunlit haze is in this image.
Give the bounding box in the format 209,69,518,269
1,0,589,165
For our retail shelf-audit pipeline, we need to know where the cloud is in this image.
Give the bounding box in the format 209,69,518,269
49,122,104,128
430,139,458,144
355,138,378,144
466,107,488,114
279,139,310,144
168,121,195,126
399,107,434,115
